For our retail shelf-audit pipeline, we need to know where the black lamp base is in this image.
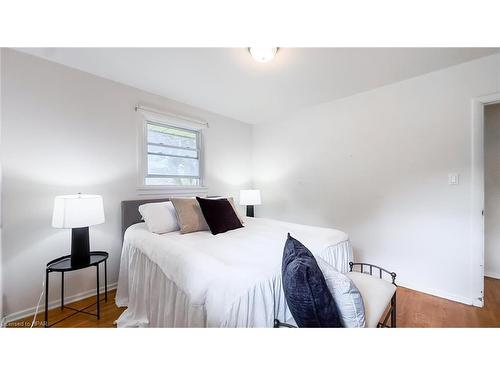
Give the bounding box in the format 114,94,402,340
246,205,254,217
71,227,90,267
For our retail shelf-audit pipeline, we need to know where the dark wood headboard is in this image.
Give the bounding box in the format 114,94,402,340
121,198,170,237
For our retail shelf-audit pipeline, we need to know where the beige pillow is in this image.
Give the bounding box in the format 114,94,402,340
170,197,209,234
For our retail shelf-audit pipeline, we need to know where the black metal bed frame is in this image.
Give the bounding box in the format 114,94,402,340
274,262,397,328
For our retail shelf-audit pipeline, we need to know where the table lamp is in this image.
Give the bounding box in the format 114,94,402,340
239,189,261,217
52,194,105,267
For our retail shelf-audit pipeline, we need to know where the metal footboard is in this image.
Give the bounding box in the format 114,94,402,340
349,262,397,328
274,262,398,328
349,262,397,285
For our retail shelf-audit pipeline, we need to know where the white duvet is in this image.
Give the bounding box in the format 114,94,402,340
115,217,352,327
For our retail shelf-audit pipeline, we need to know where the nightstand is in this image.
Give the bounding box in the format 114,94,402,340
44,251,108,327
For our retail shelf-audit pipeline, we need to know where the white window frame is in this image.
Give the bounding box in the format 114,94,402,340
137,109,208,195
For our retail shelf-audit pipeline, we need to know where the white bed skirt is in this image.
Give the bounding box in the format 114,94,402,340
115,240,353,328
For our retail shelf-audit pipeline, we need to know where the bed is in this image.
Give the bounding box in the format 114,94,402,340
115,199,353,327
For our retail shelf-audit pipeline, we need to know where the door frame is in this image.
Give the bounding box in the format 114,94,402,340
471,92,500,307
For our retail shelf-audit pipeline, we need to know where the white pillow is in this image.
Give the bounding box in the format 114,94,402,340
138,201,180,234
316,257,366,328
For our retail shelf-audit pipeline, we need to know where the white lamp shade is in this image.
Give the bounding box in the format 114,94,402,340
239,190,262,206
52,194,105,228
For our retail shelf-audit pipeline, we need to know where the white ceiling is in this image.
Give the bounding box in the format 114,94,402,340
16,48,500,125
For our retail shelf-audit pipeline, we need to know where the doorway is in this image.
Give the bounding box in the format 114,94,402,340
484,103,500,281
471,93,500,308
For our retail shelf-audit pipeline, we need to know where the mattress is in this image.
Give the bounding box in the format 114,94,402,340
115,216,352,327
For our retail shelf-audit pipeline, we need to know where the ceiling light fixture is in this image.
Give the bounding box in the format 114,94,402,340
248,47,279,63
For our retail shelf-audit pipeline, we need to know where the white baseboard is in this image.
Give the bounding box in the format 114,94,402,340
397,281,482,307
484,271,500,280
1,282,117,326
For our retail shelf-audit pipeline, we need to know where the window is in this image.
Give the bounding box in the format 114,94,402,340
143,120,202,187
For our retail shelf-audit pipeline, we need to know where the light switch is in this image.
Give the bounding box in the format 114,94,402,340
448,173,459,185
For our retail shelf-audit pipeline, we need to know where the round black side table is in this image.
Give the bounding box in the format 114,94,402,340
44,251,108,327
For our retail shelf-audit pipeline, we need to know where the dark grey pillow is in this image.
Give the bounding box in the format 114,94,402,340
282,234,342,328
195,197,243,235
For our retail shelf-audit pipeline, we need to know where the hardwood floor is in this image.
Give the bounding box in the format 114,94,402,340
397,277,500,327
6,289,125,328
7,277,500,328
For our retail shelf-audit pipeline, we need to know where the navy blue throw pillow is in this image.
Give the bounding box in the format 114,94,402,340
282,234,342,328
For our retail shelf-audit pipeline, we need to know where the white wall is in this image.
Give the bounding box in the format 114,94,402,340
252,53,500,305
484,103,500,279
1,49,253,319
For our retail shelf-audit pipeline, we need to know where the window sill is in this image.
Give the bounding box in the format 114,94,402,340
137,185,209,196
